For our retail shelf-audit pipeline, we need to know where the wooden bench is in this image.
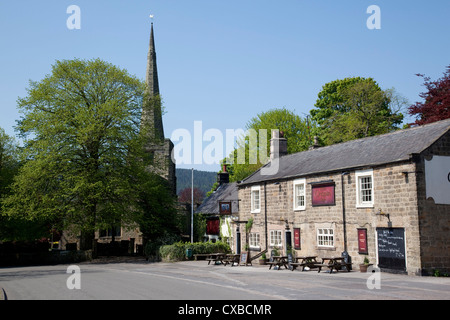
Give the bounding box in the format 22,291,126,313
203,253,227,265
289,256,320,271
318,258,352,273
193,254,210,261
222,254,240,266
267,256,289,270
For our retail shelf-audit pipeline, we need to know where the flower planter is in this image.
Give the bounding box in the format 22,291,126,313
359,264,373,272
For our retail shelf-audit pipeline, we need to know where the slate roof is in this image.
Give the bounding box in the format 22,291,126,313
195,182,239,215
240,118,450,186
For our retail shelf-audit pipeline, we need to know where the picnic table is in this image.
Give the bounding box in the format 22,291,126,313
267,256,290,270
316,257,352,273
222,254,240,266
289,256,320,271
206,253,227,265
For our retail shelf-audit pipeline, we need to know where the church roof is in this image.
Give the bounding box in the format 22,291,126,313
240,118,450,186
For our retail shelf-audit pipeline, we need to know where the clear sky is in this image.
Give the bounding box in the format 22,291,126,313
1,1,449,172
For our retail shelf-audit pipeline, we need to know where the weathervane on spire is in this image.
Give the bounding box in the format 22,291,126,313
149,14,154,23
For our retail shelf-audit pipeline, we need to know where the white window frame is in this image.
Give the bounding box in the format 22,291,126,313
251,185,261,213
317,228,334,248
249,232,260,249
293,178,306,211
355,169,374,208
269,230,282,247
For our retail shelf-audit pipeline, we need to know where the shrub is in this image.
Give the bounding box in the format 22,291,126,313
159,241,231,262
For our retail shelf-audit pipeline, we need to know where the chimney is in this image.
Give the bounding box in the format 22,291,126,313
217,164,230,185
309,136,320,150
270,130,288,160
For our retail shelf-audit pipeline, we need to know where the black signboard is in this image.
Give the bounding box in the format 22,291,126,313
376,228,406,272
240,251,252,266
287,253,293,271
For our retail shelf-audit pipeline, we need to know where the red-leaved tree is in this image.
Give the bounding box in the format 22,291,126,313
408,65,450,125
178,187,205,205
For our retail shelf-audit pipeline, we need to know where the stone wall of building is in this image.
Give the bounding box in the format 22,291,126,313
238,160,425,275
416,132,450,275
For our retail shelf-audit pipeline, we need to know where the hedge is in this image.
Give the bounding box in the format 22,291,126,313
159,241,231,262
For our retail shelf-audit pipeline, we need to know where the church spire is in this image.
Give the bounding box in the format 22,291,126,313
146,22,160,96
143,22,164,142
141,19,177,195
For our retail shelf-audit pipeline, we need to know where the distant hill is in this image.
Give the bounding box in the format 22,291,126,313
176,168,217,196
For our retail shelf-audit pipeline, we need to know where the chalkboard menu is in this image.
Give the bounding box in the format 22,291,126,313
376,228,406,271
240,252,251,266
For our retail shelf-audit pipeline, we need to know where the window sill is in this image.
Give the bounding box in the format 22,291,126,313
316,246,336,251
356,204,374,209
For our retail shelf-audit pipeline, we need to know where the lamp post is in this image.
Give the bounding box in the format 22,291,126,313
191,168,194,243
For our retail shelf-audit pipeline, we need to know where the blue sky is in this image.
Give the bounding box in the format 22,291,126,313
1,1,449,172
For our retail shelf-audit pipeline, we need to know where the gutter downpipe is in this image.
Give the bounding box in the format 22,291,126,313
341,172,350,268
264,181,268,251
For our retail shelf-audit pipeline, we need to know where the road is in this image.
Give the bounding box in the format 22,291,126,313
1,258,449,300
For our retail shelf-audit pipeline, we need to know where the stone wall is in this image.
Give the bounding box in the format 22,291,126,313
238,160,426,275
416,132,450,275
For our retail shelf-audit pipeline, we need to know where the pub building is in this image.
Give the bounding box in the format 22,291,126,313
234,119,450,275
196,166,239,248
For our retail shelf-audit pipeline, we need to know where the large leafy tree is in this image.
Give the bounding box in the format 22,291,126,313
0,128,18,199
2,58,177,247
408,66,450,125
225,108,312,182
310,77,404,145
0,128,44,241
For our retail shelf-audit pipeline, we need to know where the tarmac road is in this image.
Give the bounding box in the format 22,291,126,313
1,258,449,300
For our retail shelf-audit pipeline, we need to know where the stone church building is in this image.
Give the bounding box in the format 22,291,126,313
61,22,176,252
236,119,450,275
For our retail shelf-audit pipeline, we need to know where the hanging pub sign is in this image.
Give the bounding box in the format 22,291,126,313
357,228,368,254
311,182,335,206
219,201,232,215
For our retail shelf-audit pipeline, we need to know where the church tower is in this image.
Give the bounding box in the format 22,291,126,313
141,22,176,194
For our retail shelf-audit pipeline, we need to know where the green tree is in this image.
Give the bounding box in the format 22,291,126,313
311,77,404,145
0,128,19,198
2,58,177,247
225,108,312,182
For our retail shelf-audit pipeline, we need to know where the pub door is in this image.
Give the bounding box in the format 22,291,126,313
376,228,406,273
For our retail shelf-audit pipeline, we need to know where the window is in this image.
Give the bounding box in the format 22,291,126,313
100,226,121,238
317,228,334,247
356,169,374,207
293,178,306,210
251,185,261,213
249,233,260,248
270,230,282,247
